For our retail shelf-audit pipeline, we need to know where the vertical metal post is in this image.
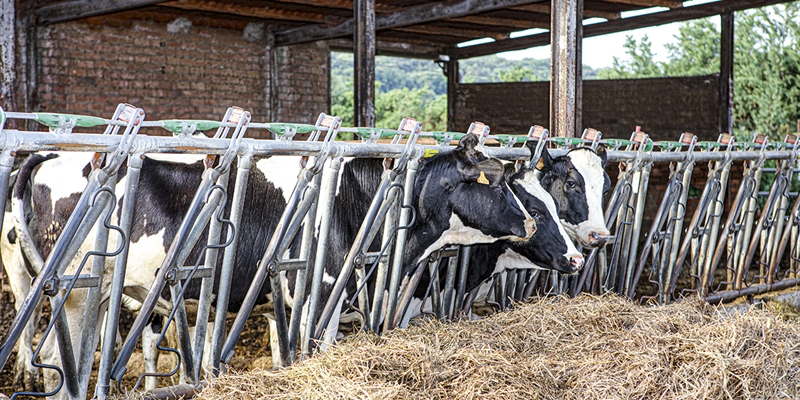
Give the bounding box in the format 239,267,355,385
77,176,117,399
210,153,252,374
302,157,341,357
96,153,144,399
192,170,230,381
720,12,734,134
384,160,418,330
354,0,375,127
452,245,471,317
550,0,580,138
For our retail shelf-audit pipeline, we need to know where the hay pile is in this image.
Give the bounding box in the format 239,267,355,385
199,295,800,400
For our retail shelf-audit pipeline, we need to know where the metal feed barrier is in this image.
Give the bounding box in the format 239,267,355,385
0,105,798,399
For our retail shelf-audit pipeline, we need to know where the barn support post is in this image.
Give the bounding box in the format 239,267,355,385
446,50,459,132
720,12,734,134
550,0,581,138
1,0,15,115
354,0,376,127
575,0,584,134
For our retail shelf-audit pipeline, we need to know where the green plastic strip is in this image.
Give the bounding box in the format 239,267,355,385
160,120,222,135
550,137,584,147
656,141,682,150
430,132,466,143
353,127,398,139
267,123,317,136
696,141,723,150
34,113,106,129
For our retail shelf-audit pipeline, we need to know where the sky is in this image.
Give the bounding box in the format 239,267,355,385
485,0,721,69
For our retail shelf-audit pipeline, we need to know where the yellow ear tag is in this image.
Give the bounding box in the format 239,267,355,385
535,157,545,171
423,148,439,158
477,171,490,185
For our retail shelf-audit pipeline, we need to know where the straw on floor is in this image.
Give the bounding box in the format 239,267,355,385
198,294,800,400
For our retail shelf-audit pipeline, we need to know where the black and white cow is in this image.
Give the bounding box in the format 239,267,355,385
284,133,540,343
399,146,586,324
2,133,536,396
535,142,611,248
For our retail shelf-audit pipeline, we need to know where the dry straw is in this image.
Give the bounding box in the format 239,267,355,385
198,294,800,400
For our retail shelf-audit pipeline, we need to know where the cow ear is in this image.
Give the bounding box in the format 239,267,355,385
456,133,487,164
536,147,554,172
524,140,552,172
595,144,608,168
503,162,517,182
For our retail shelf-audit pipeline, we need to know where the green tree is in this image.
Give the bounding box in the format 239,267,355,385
598,35,663,79
595,4,800,141
663,18,719,76
734,4,800,139
497,65,535,82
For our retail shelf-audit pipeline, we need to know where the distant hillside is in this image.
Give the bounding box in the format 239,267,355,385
331,52,608,96
330,52,608,131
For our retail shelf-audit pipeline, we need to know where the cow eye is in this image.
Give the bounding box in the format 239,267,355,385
531,211,541,220
566,180,576,189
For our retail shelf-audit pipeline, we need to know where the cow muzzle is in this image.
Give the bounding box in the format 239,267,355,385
588,231,611,248
569,255,585,273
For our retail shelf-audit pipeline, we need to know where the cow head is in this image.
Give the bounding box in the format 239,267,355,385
507,149,584,274
530,142,611,249
412,134,536,262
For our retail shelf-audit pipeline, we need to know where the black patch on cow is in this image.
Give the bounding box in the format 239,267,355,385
14,153,58,200
7,227,16,244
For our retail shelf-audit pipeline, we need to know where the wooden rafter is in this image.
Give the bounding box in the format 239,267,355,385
393,25,510,40
601,0,683,9
159,0,331,23
447,15,550,30
511,4,621,20
37,0,169,25
273,0,542,46
457,0,793,58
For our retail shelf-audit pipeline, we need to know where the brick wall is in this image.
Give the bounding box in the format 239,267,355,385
34,18,329,138
453,75,720,141
270,41,330,125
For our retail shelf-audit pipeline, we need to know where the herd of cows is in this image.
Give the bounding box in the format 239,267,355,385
1,131,611,397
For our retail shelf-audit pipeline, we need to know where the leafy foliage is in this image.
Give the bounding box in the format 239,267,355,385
595,4,800,141
330,52,605,131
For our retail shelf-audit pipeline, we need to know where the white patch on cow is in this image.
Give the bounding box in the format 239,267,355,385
34,152,91,213
513,171,581,261
334,157,354,197
418,213,500,263
495,248,550,274
319,289,348,351
322,271,336,285
124,228,169,289
566,149,610,244
145,153,205,164
255,156,304,204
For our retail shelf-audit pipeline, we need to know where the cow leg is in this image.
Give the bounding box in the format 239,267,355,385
141,315,162,391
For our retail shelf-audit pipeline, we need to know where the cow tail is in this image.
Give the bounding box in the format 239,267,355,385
11,154,56,277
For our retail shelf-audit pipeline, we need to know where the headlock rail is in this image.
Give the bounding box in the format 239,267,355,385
0,105,798,399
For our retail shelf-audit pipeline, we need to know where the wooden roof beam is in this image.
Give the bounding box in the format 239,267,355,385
37,0,169,25
273,0,545,46
448,15,550,30
393,25,510,40
601,0,683,9
158,0,331,23
328,38,446,59
510,4,621,20
457,0,794,58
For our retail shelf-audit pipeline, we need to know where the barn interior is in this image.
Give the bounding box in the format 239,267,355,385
1,0,794,142
2,1,800,398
